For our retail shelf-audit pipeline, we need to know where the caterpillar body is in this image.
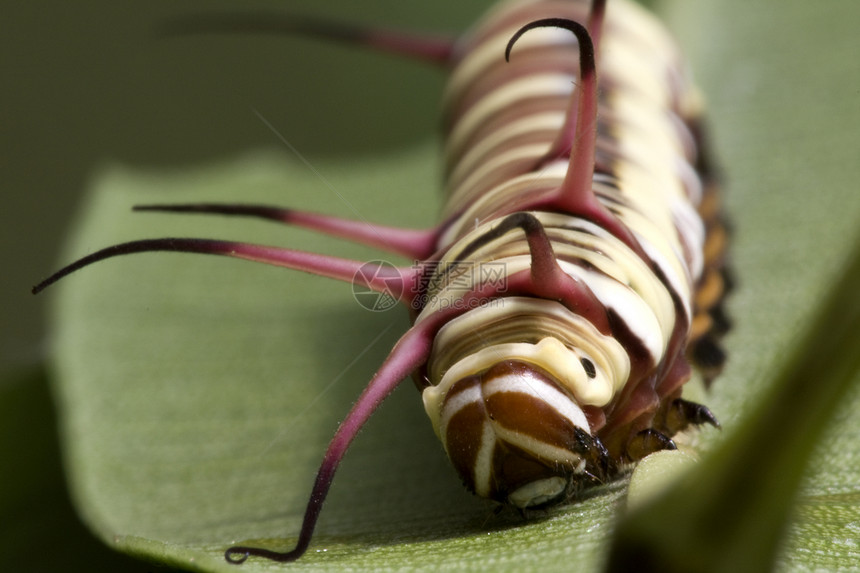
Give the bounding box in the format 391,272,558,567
34,0,730,564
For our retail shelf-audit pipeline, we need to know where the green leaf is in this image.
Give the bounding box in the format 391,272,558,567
0,369,154,572
50,150,624,572
609,237,860,573
41,0,860,572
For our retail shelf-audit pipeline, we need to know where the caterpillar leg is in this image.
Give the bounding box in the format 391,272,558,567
135,203,440,260
159,11,455,65
664,398,720,435
626,429,676,462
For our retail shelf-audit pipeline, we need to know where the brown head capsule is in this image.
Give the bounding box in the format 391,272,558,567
433,359,610,507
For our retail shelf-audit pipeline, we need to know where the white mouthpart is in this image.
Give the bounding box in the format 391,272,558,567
508,477,567,508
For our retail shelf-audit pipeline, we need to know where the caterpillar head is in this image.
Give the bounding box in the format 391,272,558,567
423,337,621,508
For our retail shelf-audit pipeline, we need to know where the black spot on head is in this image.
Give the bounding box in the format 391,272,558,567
580,357,596,378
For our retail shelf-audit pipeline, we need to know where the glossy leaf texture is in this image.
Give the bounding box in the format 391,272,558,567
33,0,860,571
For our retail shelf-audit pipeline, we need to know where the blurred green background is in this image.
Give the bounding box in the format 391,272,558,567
4,0,477,370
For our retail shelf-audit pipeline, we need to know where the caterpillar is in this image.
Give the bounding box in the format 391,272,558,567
34,0,730,565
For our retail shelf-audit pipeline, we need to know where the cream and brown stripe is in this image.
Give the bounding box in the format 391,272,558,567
415,0,725,506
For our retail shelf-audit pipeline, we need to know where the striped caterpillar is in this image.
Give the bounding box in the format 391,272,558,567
34,0,730,565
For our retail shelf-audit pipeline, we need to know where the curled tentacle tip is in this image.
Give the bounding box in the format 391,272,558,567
503,25,527,62
505,18,587,64
224,548,249,564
